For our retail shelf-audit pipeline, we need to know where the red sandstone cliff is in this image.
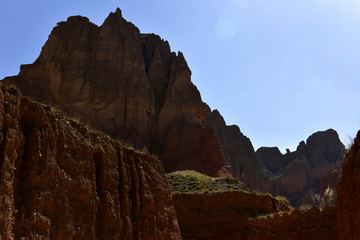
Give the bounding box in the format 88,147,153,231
336,130,360,240
2,9,224,177
172,191,291,240
247,205,336,240
0,85,181,239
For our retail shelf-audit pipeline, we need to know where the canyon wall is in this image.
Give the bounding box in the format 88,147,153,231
0,85,181,240
336,130,360,240
247,205,335,240
173,191,291,240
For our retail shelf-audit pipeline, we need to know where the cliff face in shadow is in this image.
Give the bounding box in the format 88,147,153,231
336,130,360,240
173,191,291,240
247,206,336,240
203,110,259,189
0,86,181,240
257,129,345,206
2,9,225,177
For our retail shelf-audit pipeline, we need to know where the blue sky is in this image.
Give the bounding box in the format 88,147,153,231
1,0,359,152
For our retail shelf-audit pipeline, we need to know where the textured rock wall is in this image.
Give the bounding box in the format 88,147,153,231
2,8,224,177
173,191,291,240
247,206,335,240
0,86,181,240
336,130,360,240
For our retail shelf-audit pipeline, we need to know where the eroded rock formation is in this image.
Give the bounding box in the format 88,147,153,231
257,129,345,206
2,9,225,178
204,110,260,189
336,130,360,240
247,205,336,240
173,191,291,240
0,86,181,240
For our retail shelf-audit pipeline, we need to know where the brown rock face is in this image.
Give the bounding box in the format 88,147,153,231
173,191,291,240
204,110,260,189
0,86,181,240
336,130,360,240
257,129,345,206
2,8,224,177
247,205,336,240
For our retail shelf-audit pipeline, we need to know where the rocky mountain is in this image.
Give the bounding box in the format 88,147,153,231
0,85,181,239
257,129,345,206
2,9,226,178
0,8,346,203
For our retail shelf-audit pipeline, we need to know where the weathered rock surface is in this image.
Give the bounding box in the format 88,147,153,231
173,191,291,240
2,8,224,177
257,129,345,206
204,110,259,189
0,86,181,240
247,205,336,240
336,130,360,240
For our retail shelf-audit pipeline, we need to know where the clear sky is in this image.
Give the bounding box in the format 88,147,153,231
1,0,359,152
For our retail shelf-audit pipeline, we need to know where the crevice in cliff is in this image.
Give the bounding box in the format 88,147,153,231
93,150,103,199
14,117,34,237
128,153,141,239
93,148,105,237
116,146,125,236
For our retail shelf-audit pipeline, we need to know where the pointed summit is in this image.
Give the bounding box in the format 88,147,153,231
103,7,124,25
115,7,122,16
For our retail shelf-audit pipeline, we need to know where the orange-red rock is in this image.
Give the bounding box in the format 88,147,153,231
0,86,181,240
247,205,336,240
173,191,291,240
336,130,360,240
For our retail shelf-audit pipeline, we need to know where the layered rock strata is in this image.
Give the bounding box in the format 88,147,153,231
0,86,181,240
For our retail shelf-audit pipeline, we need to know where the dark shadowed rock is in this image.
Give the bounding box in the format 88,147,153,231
247,205,336,240
336,130,360,240
203,109,259,189
173,191,291,240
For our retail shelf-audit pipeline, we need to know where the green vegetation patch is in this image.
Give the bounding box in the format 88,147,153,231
166,170,247,194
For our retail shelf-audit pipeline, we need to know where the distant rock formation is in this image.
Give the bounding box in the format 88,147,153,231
0,86,181,239
173,191,291,240
336,130,360,240
257,129,345,206
2,9,225,178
